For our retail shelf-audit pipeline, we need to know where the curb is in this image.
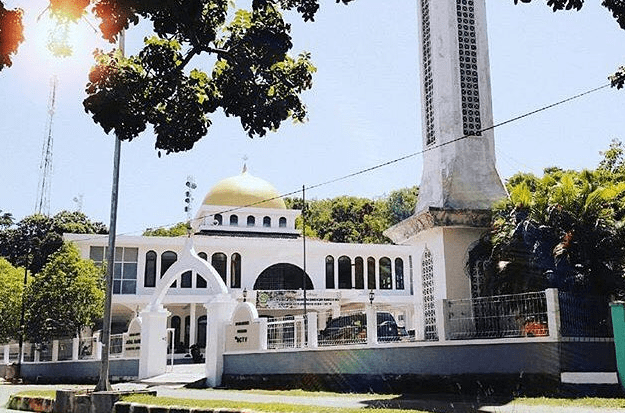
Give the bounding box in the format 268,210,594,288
6,395,55,413
113,402,254,413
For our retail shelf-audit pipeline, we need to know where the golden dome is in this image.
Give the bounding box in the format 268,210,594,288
202,168,286,209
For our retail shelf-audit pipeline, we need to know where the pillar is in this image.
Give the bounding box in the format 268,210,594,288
52,340,59,362
307,312,318,348
204,294,237,387
138,305,170,379
189,303,197,347
545,288,561,340
72,337,80,361
366,304,378,345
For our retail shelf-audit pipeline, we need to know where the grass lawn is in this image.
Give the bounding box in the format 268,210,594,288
121,393,427,413
512,396,625,409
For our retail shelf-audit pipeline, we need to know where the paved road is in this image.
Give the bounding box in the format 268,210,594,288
2,380,625,412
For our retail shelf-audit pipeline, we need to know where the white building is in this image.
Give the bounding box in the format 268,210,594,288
66,167,418,352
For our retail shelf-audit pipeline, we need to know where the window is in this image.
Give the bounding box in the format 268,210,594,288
114,247,138,294
90,246,138,294
325,256,335,289
212,252,227,284
229,215,238,226
181,271,192,288
197,315,207,348
379,257,392,290
231,253,241,288
253,263,313,290
247,215,255,227
422,248,438,340
263,216,271,227
197,252,208,288
395,258,405,290
354,257,364,289
367,257,376,289
279,217,287,228
144,250,157,288
171,316,181,351
89,246,104,265
214,214,223,225
161,251,177,287
338,256,352,289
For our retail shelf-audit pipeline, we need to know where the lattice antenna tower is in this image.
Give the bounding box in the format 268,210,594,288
35,76,58,215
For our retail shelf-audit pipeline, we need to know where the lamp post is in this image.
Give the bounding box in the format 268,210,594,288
369,290,375,306
95,30,125,393
242,288,247,302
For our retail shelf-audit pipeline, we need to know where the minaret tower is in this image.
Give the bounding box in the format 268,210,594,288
415,0,506,212
385,0,507,339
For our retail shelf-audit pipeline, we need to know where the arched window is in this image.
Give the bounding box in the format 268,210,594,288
170,316,181,352
229,215,238,226
197,315,207,348
253,263,313,290
181,271,192,288
231,253,241,288
144,250,157,287
197,252,208,288
161,251,178,287
325,256,335,289
263,216,271,227
214,214,222,225
338,256,352,289
395,258,405,290
354,257,364,289
279,217,287,228
422,249,438,340
212,252,227,284
367,257,376,289
247,215,255,227
379,257,392,289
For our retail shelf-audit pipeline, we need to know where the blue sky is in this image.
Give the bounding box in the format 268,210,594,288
1,0,624,234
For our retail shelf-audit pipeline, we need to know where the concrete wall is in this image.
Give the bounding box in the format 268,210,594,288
19,358,138,383
223,340,617,394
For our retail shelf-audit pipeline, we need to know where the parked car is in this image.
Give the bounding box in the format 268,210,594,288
318,311,400,343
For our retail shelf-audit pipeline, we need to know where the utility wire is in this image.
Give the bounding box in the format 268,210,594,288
81,82,611,240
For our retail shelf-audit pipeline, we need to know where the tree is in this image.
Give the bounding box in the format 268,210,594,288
0,1,24,71
0,210,107,274
24,242,104,343
143,221,189,237
467,145,625,298
0,258,25,343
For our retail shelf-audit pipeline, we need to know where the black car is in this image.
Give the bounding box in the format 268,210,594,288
318,311,400,343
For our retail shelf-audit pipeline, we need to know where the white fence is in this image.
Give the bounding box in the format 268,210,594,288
0,332,138,365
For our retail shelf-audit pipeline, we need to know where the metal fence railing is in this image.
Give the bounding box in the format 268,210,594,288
446,291,549,340
318,310,368,347
110,334,124,357
267,316,305,349
559,292,612,339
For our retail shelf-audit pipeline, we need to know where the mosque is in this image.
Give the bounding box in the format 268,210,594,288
66,0,508,359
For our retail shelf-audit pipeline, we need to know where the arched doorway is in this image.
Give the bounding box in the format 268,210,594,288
253,263,314,290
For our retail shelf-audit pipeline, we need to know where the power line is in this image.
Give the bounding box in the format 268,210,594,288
77,82,612,240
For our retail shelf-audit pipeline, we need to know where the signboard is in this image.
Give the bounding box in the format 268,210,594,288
226,303,264,352
255,290,340,310
124,317,141,358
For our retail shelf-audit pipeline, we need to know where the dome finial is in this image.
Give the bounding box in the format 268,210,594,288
242,155,249,174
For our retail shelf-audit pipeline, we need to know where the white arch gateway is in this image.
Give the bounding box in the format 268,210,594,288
139,236,237,386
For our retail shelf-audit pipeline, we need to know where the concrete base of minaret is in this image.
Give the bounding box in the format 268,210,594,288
384,207,492,302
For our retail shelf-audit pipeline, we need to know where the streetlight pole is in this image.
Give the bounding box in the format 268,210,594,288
95,30,124,393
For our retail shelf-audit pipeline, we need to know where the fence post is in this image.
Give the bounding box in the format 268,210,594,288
307,312,318,348
545,288,561,340
72,338,80,361
436,299,448,342
366,305,377,345
3,345,8,364
52,340,59,362
259,318,268,350
34,345,40,362
94,337,102,360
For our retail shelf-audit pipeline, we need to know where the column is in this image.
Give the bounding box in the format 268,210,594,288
545,288,561,340
204,294,237,387
189,303,197,347
72,337,80,361
307,312,318,348
138,305,170,379
366,304,377,345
